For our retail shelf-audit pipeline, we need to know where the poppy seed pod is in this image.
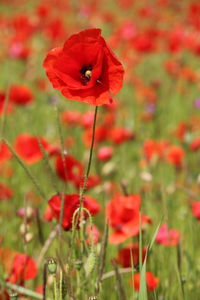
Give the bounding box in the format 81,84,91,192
47,258,57,274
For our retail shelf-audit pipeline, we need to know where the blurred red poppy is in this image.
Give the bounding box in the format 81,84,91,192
9,85,33,106
166,145,185,167
55,154,84,184
14,134,50,164
8,254,37,284
143,139,168,162
130,272,159,291
43,28,124,105
0,183,13,201
0,142,12,163
75,174,100,191
190,137,200,151
97,146,113,161
61,110,82,127
106,194,151,244
192,202,200,221
0,92,14,116
86,224,101,244
156,224,180,246
116,243,147,268
110,127,134,144
48,194,101,230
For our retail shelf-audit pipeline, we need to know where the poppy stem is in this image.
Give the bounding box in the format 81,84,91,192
78,105,98,253
79,106,98,213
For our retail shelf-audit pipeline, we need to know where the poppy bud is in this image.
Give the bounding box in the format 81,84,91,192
84,251,97,277
73,259,83,271
8,291,18,300
47,258,57,274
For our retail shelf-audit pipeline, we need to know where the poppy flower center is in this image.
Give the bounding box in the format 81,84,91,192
80,64,93,85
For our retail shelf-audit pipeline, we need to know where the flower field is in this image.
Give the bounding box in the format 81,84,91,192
0,1,200,299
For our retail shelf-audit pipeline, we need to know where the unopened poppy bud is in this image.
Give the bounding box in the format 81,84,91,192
26,206,34,218
8,291,18,300
24,232,33,243
102,162,116,176
84,251,96,277
47,258,57,274
73,259,83,270
20,223,29,235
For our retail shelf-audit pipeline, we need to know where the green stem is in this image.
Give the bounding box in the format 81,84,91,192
0,280,50,300
53,275,58,300
59,269,63,300
3,138,46,200
55,106,68,239
76,106,98,252
79,106,98,210
0,85,10,140
139,212,142,274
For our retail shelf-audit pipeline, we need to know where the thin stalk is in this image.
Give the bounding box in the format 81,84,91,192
37,225,59,268
59,269,63,300
130,248,135,299
177,243,185,300
23,195,28,253
0,280,50,300
0,85,10,140
102,267,134,280
112,260,127,300
43,263,47,300
53,275,58,300
139,212,142,273
37,136,60,195
96,222,109,294
35,208,45,245
55,107,68,238
79,106,98,210
3,138,46,201
76,106,98,253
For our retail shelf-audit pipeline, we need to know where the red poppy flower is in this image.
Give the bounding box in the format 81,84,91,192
75,174,100,191
143,139,168,162
44,205,54,222
44,18,66,42
55,154,84,184
9,85,33,105
86,224,101,244
106,194,151,244
43,28,124,105
97,146,113,161
0,183,13,201
61,110,82,127
192,202,200,221
130,272,159,291
166,145,185,167
173,122,188,142
0,142,12,163
81,111,95,128
0,92,14,116
156,224,180,246
110,127,134,144
83,125,109,147
116,243,147,268
8,254,37,284
190,137,200,151
48,194,101,230
14,134,50,164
